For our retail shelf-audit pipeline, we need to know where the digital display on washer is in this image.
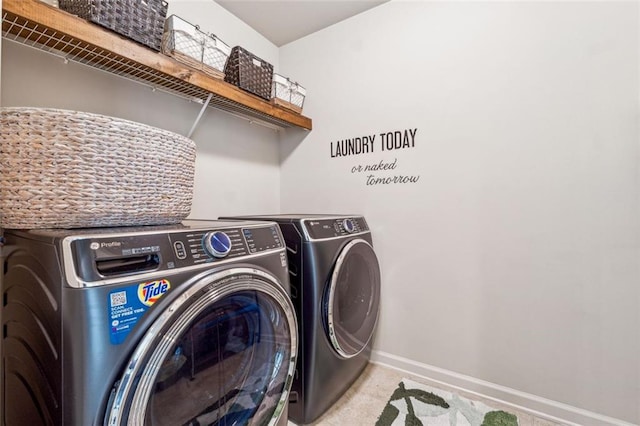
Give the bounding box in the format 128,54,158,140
242,225,283,253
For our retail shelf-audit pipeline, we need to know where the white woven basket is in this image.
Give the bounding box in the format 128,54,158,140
0,108,196,229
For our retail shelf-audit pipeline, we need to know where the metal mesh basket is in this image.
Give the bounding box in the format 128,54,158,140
224,46,274,101
272,73,306,113
0,108,196,229
59,0,168,51
202,34,231,77
290,82,306,110
162,15,230,79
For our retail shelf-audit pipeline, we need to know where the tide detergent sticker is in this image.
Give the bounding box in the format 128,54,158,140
108,279,171,345
138,279,171,306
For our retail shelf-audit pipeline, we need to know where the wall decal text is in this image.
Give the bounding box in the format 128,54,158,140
330,128,420,186
350,158,420,186
330,128,418,157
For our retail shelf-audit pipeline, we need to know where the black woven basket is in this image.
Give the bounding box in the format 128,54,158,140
59,0,168,51
224,46,274,100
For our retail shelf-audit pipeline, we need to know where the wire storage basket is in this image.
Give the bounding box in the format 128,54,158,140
202,33,231,78
58,0,168,51
224,46,274,101
271,74,306,114
0,108,196,229
162,15,230,79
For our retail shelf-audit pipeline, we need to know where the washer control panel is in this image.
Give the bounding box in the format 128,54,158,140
169,224,283,267
69,223,284,282
303,217,369,240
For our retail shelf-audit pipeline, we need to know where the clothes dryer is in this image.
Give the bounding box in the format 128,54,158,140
1,220,297,426
220,215,381,424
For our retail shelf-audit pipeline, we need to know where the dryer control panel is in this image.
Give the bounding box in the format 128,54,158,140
302,217,369,240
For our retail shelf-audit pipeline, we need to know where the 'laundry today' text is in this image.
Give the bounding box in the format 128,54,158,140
330,128,418,158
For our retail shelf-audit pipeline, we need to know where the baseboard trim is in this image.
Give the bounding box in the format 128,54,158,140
371,350,636,426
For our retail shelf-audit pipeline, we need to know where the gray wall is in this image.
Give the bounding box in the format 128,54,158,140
279,1,640,424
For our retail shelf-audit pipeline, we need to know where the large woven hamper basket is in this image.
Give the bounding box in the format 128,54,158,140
0,108,196,229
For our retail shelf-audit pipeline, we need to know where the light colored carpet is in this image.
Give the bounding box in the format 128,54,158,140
289,363,566,426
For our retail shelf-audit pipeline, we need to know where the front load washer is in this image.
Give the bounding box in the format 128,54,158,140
220,215,381,424
0,220,297,426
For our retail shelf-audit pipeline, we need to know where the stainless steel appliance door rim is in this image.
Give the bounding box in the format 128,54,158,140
326,239,381,359
106,266,298,426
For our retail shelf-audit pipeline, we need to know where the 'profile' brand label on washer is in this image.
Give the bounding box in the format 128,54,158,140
90,240,123,250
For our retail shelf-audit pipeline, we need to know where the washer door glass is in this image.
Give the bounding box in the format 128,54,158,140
107,269,297,426
325,239,381,358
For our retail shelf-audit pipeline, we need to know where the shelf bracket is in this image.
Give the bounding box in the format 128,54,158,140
187,93,213,138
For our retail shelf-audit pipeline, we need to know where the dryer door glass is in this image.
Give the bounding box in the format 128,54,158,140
106,269,297,426
325,239,381,358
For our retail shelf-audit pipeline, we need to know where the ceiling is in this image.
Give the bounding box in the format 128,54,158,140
214,0,389,47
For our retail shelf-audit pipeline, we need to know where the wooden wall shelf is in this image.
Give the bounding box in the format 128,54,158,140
1,0,313,131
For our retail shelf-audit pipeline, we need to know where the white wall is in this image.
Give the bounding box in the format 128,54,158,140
279,1,640,425
1,0,282,219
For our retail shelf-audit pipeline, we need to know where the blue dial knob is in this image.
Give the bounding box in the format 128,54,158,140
342,218,356,233
204,231,232,258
